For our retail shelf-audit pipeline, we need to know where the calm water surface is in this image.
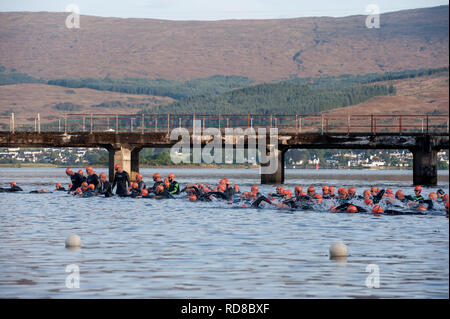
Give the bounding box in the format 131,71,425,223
0,168,448,298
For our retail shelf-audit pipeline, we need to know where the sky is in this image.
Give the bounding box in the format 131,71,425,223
0,0,448,20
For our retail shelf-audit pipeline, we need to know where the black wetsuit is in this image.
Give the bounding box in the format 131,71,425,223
155,189,174,199
382,209,427,215
129,187,142,198
137,181,146,191
208,192,228,200
333,202,368,213
224,186,234,200
406,194,424,202
251,195,273,208
87,173,100,189
5,186,23,192
168,180,180,195
112,171,131,196
371,189,385,204
69,173,84,191
99,181,113,197
149,181,163,193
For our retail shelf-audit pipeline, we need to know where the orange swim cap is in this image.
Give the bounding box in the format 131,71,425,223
347,205,358,213
414,185,422,192
283,189,292,199
56,183,62,188
348,187,356,194
65,168,73,175
88,184,95,190
86,166,93,172
114,164,121,170
417,205,427,211
99,172,106,178
10,181,16,187
428,192,437,200
78,170,84,175
314,193,323,203
153,172,161,179
156,184,164,193
81,182,88,187
141,189,148,196
168,173,175,179
307,186,315,193
251,185,259,192
189,194,197,202
328,186,335,194
364,198,373,206
372,205,384,213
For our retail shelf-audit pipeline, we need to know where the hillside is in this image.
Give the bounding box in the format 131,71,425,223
323,72,449,116
0,84,173,120
0,6,448,82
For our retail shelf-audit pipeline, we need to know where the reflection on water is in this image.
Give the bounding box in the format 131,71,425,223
0,168,448,298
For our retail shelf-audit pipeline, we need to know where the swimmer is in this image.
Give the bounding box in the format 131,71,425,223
98,172,113,197
66,168,84,192
112,164,130,196
55,183,66,191
167,173,180,195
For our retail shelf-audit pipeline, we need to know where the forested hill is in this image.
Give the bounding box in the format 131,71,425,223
39,66,447,99
143,83,394,115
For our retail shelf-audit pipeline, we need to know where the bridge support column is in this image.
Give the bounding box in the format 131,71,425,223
107,145,141,182
412,149,438,186
260,148,285,185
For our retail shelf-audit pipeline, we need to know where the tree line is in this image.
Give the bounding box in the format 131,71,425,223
143,83,395,115
47,75,253,99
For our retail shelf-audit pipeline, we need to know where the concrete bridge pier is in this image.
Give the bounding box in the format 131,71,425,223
412,149,438,186
260,147,286,185
106,145,141,182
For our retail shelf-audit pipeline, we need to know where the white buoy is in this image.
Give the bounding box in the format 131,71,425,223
329,242,347,258
65,234,81,248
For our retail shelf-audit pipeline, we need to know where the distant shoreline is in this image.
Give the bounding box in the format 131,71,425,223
0,163,445,171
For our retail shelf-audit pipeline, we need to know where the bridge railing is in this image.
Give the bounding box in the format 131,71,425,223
0,113,448,134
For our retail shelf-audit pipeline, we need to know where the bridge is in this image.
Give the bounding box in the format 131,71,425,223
0,113,449,185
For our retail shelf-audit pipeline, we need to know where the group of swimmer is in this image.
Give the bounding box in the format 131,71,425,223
1,164,448,217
